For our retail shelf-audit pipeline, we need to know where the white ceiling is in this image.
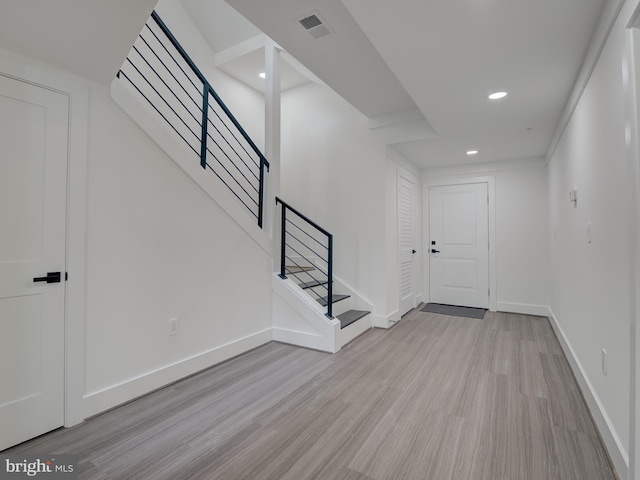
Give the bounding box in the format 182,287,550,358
0,0,157,82
0,0,609,170
217,47,312,93
341,0,606,168
220,0,608,169
182,0,261,54
181,0,320,94
226,0,422,119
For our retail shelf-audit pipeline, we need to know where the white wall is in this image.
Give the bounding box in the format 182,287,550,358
83,3,273,417
494,164,549,310
84,82,272,404
281,82,392,321
547,0,637,474
0,3,274,425
423,158,550,315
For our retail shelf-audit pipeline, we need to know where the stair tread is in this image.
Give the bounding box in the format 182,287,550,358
336,309,371,329
316,294,350,307
285,265,315,273
298,280,328,289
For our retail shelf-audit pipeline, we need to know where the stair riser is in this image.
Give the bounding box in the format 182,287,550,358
337,312,372,349
326,296,354,317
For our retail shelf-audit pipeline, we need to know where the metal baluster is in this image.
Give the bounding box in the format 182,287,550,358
279,199,287,279
200,84,209,169
327,234,333,318
258,158,265,228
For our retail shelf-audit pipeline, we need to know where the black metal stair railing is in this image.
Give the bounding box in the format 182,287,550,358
118,11,269,227
276,197,334,318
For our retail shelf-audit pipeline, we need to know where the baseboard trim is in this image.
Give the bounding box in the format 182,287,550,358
82,328,272,420
271,327,334,353
496,302,550,317
372,315,389,328
373,310,400,329
547,308,629,478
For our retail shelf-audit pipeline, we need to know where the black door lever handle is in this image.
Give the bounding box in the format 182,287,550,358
431,249,440,254
33,272,61,283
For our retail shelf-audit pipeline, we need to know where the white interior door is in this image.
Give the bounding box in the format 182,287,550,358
429,183,489,309
398,173,416,316
0,74,68,450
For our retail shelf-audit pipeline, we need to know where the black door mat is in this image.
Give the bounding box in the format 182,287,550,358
421,303,486,319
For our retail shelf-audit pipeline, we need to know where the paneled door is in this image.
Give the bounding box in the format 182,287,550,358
429,183,489,308
0,74,68,450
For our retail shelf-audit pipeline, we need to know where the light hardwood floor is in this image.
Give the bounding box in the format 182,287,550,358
5,308,616,479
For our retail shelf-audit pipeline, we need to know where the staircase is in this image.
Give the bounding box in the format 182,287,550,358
113,11,372,354
114,11,269,231
273,198,373,352
289,265,370,326
287,263,369,329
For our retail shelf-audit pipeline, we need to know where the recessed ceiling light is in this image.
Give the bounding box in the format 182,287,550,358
258,72,266,79
488,91,507,100
466,150,479,155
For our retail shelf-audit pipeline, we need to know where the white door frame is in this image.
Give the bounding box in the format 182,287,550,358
0,53,90,428
423,175,496,312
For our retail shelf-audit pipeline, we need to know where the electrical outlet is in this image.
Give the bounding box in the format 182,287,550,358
169,318,179,336
602,349,607,375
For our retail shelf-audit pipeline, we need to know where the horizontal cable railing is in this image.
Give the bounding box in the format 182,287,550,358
276,197,334,318
118,11,269,227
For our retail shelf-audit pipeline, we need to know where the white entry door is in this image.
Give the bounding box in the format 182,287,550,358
429,183,489,308
0,74,68,450
398,173,416,316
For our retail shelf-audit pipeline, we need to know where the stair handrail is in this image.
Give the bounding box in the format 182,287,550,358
119,11,269,228
276,197,334,318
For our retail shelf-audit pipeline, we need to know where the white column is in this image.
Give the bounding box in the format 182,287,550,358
264,37,281,242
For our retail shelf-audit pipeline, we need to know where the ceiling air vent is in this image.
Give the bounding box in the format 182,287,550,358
298,12,333,39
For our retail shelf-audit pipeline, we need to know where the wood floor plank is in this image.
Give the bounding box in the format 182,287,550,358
513,339,549,399
505,390,553,480
4,310,616,479
540,352,599,436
